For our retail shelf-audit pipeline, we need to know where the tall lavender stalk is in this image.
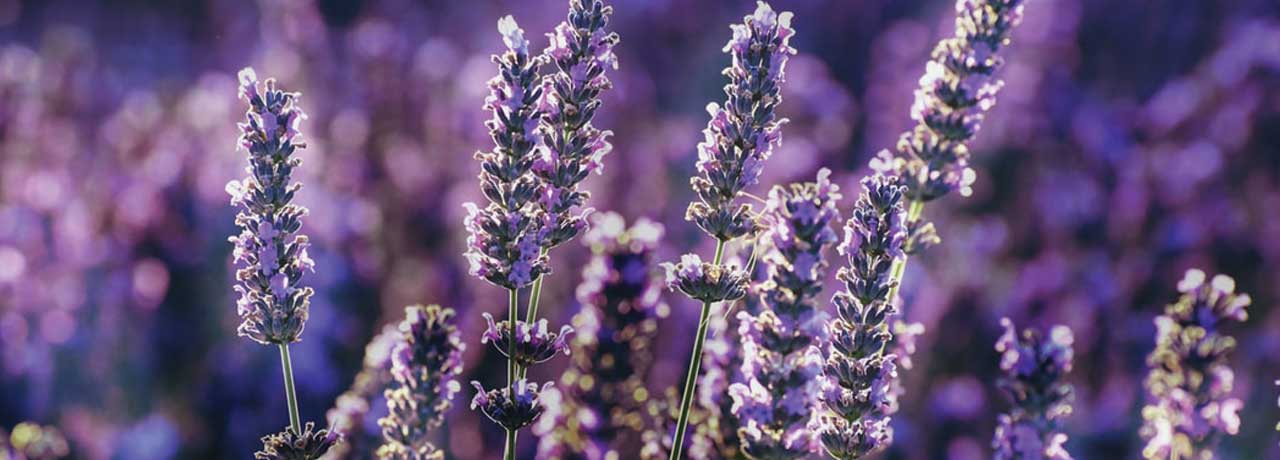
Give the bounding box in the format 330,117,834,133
662,3,795,458
991,318,1075,460
1140,269,1250,460
462,16,570,460
523,0,620,329
228,67,337,458
729,169,841,459
534,213,667,459
377,305,465,460
816,173,906,460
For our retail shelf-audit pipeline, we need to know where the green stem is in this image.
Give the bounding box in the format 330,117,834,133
277,343,302,435
669,239,727,460
885,199,925,304
505,288,519,459
504,427,518,460
518,248,550,379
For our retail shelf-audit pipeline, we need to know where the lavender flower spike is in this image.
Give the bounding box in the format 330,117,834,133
686,1,796,241
817,173,907,460
729,168,842,460
1140,269,1250,460
872,0,1027,202
228,67,316,346
991,318,1075,460
377,305,466,460
255,422,340,460
463,15,551,290
534,0,620,249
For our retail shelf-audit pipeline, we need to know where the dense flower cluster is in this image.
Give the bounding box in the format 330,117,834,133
1140,269,1250,460
816,174,907,460
729,169,842,459
662,254,750,304
871,0,1027,202
227,67,316,345
472,380,554,431
685,1,796,241
254,423,340,460
991,318,1075,460
480,313,574,367
0,423,69,460
463,16,552,289
534,213,667,459
323,325,399,460
377,305,465,460
533,0,619,250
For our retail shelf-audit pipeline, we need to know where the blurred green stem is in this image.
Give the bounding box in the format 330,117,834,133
668,238,727,460
277,343,302,435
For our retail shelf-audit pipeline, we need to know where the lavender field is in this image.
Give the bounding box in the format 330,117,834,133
1,0,1279,459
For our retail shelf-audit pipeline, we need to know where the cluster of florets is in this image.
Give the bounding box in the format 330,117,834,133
871,0,1026,202
377,305,465,460
534,213,667,459
480,313,574,367
1140,269,1250,460
685,1,797,241
533,0,620,250
254,423,340,460
463,16,552,289
816,174,907,460
472,380,554,431
227,67,316,345
991,318,1075,460
729,169,842,459
662,254,750,304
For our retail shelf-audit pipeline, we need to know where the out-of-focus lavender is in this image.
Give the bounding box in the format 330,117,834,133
991,318,1075,460
2,0,1280,459
323,325,397,460
377,305,464,460
0,423,69,460
1140,269,1249,459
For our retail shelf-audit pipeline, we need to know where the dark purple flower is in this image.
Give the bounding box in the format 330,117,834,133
377,305,466,460
464,16,551,290
254,422,340,460
685,1,796,241
471,379,553,431
1140,269,1250,459
533,0,619,250
480,312,574,367
661,254,749,304
991,318,1075,460
228,67,316,346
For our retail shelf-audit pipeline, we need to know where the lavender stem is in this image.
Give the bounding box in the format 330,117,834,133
669,238,726,460
277,344,302,436
506,287,519,459
884,200,925,303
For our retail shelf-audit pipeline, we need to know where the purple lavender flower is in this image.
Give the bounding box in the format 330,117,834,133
871,0,1027,202
481,312,574,367
463,16,551,290
685,1,796,241
661,254,749,304
533,0,619,250
816,173,907,460
227,67,316,346
255,422,340,460
1,423,69,460
729,168,842,459
1140,269,1250,460
991,318,1075,460
472,379,554,431
533,213,668,459
323,325,400,460
377,305,466,460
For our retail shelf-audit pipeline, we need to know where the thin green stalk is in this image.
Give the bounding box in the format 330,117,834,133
277,343,302,435
669,238,727,460
505,287,519,459
518,248,550,379
885,199,925,303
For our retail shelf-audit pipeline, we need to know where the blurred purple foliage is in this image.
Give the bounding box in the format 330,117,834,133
0,0,1278,458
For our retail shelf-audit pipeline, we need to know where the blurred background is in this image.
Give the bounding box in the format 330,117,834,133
1,0,1279,458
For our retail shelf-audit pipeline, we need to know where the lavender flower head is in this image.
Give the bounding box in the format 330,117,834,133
1140,269,1250,460
533,0,620,249
472,379,554,431
323,325,400,460
662,253,750,304
463,16,551,289
729,168,842,459
377,305,465,460
686,1,796,241
991,318,1075,460
480,312,574,367
871,0,1027,201
534,213,668,459
817,173,907,460
227,67,316,345
255,422,340,460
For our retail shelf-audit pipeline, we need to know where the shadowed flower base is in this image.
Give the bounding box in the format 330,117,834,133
661,254,749,304
472,380,552,431
254,422,340,460
481,313,574,367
